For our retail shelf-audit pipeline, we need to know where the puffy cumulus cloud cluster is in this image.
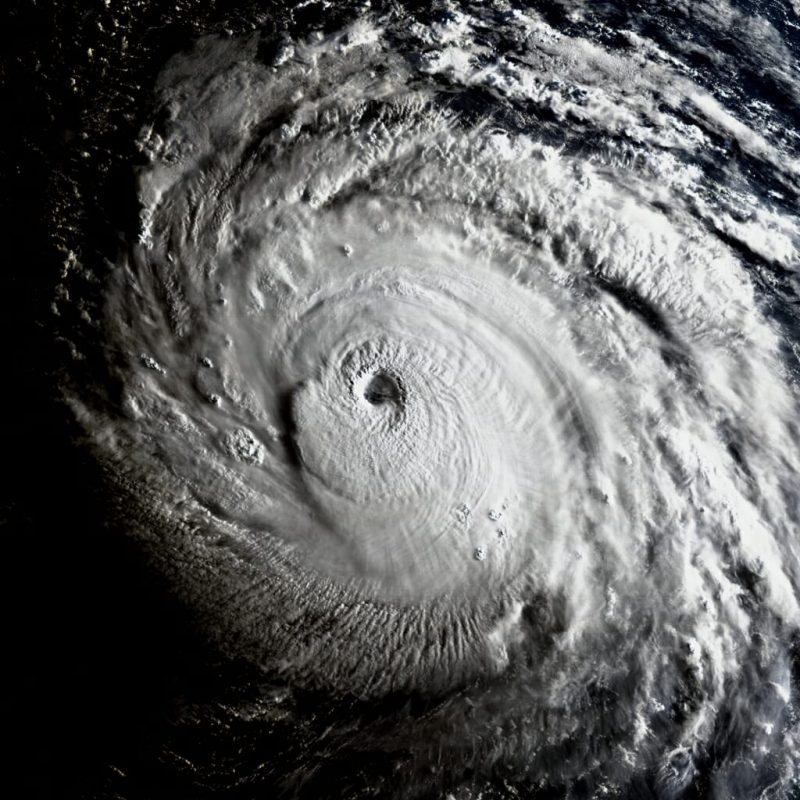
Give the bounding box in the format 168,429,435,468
65,4,800,798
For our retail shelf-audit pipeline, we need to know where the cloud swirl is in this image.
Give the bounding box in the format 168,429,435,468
62,5,800,798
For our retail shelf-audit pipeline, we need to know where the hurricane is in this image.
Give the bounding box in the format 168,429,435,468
50,1,800,798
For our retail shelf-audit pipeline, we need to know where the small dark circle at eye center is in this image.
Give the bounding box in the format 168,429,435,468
364,371,402,405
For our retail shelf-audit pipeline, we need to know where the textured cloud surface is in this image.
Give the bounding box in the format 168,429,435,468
60,3,800,798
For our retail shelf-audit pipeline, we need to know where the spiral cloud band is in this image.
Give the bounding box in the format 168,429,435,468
63,3,800,798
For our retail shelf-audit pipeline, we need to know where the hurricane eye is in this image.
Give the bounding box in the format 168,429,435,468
362,370,402,406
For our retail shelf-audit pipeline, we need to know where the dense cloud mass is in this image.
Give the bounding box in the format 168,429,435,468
49,1,800,798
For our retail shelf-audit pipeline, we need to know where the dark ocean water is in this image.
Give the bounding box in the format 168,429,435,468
6,2,800,799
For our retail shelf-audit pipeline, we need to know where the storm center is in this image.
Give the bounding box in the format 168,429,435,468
362,370,404,406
